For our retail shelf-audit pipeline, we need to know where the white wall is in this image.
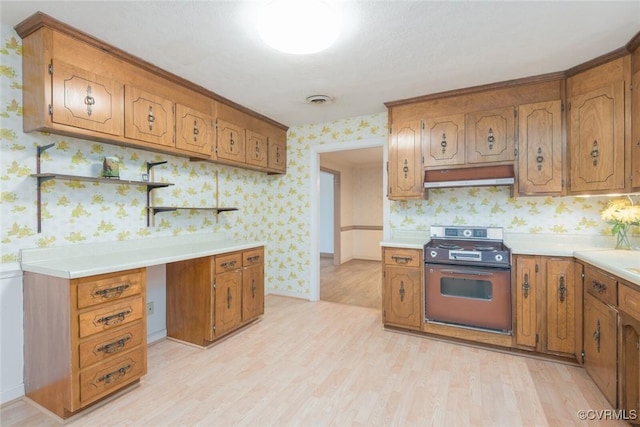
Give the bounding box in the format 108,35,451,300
0,264,24,403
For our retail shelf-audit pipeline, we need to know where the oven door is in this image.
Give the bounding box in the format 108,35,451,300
425,263,512,333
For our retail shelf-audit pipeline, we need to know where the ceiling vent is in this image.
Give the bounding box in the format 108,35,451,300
306,95,333,105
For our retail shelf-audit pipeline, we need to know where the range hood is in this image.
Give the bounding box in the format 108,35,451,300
424,165,515,189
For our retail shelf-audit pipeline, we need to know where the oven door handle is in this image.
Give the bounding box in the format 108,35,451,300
439,269,495,277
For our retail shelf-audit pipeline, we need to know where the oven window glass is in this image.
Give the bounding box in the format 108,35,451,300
440,278,492,300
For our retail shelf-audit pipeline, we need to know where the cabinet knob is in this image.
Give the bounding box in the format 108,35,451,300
193,120,199,142
487,128,495,150
558,276,566,303
590,140,599,166
522,273,530,299
536,147,544,171
84,85,95,117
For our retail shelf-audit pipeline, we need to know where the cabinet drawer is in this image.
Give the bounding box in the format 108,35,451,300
77,269,144,309
79,321,144,368
78,297,144,338
215,252,242,274
619,283,640,321
243,248,264,267
384,249,421,268
584,266,617,306
80,347,145,404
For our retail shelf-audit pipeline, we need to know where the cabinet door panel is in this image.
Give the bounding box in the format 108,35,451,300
124,86,174,147
214,270,242,337
424,114,465,167
383,266,421,328
389,120,423,199
242,264,264,321
632,69,640,192
583,292,618,406
568,82,625,192
518,100,563,195
546,259,575,354
216,119,246,163
466,107,515,163
515,256,537,348
175,104,213,156
268,137,286,172
52,60,123,136
245,130,268,168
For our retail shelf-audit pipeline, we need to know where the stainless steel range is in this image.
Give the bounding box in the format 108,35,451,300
424,225,512,334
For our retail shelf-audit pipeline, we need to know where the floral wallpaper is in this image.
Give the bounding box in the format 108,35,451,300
0,24,636,299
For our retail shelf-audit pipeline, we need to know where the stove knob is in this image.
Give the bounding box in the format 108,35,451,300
495,254,503,262
463,229,472,237
430,251,437,258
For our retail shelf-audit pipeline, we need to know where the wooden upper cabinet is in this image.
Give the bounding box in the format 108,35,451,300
175,104,213,156
568,83,625,193
632,68,640,192
423,114,465,167
388,120,423,200
216,119,246,163
517,100,563,195
245,130,268,168
268,137,287,173
466,106,516,164
567,55,628,194
51,60,123,136
17,15,287,169
124,85,174,147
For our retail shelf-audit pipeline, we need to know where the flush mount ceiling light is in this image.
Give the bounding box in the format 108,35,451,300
257,0,342,55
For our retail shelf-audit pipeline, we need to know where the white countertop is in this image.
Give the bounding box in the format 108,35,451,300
20,233,265,279
381,230,639,286
574,249,640,286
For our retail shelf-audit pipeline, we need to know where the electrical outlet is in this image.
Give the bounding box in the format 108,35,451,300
147,301,154,315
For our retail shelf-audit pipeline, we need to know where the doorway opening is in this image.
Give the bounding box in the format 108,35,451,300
312,139,387,308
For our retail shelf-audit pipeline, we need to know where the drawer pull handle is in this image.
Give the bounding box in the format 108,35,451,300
592,319,601,353
93,283,131,299
558,276,566,303
391,255,412,265
221,260,237,269
592,280,607,293
97,309,132,326
98,364,131,384
97,336,131,354
246,255,261,263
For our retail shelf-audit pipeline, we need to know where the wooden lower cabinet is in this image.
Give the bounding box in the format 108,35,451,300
619,282,640,424
514,256,577,357
23,268,147,419
166,247,264,347
584,291,618,407
382,248,422,329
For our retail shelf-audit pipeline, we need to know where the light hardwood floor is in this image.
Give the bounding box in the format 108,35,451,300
320,257,381,310
0,295,623,426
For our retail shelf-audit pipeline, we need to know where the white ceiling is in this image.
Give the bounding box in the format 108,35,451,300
1,1,639,131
